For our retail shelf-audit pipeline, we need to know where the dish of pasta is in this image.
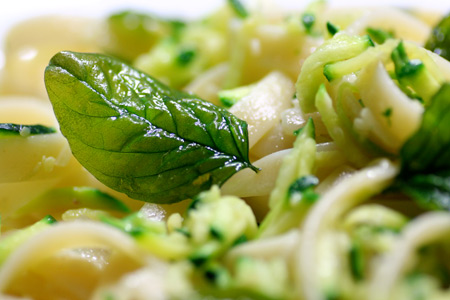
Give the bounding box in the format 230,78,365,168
1,0,450,299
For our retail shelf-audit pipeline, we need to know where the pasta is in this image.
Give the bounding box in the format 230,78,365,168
1,1,450,300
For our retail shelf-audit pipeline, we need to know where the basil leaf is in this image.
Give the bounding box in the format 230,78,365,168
395,171,450,211
425,13,450,61
400,83,450,174
44,51,255,204
396,83,450,211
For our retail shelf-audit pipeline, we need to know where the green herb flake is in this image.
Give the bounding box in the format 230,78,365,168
232,234,247,246
302,13,315,34
288,175,319,205
210,226,224,241
189,253,209,267
349,243,365,281
366,27,394,44
391,41,424,79
175,227,191,237
382,107,392,125
42,215,58,224
326,21,340,36
176,48,196,66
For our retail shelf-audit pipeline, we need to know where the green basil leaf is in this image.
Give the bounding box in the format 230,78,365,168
396,83,450,211
425,13,450,61
44,51,255,204
400,83,450,174
395,171,450,211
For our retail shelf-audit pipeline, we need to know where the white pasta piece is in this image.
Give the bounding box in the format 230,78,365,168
281,106,306,136
0,221,144,292
221,148,291,198
314,165,356,195
429,50,450,82
92,263,176,300
296,159,399,300
0,96,57,126
320,6,372,31
226,229,300,264
250,123,296,159
226,18,308,87
345,7,431,45
183,63,229,105
0,16,100,99
0,179,60,224
369,212,450,300
356,61,424,153
0,132,73,184
229,71,295,149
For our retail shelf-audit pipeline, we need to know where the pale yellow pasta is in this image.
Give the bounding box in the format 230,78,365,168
344,7,431,45
296,159,399,300
222,148,291,198
0,221,145,297
184,63,230,105
0,16,100,98
369,213,450,300
0,96,57,126
229,71,294,149
356,61,424,152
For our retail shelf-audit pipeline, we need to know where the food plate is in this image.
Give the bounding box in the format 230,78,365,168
1,1,450,300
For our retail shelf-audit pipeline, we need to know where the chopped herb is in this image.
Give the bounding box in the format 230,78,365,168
366,27,394,44
176,48,196,66
358,99,365,107
204,269,219,282
326,21,340,36
288,175,319,204
349,243,365,281
232,234,247,246
391,41,440,104
218,84,255,108
175,227,191,237
210,226,224,240
382,107,392,125
190,255,209,267
42,215,58,224
302,13,315,34
392,42,424,78
187,196,202,212
203,264,230,286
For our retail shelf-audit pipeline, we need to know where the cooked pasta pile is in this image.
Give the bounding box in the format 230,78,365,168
1,1,450,300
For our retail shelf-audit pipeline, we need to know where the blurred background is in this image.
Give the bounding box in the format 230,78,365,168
1,0,450,36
